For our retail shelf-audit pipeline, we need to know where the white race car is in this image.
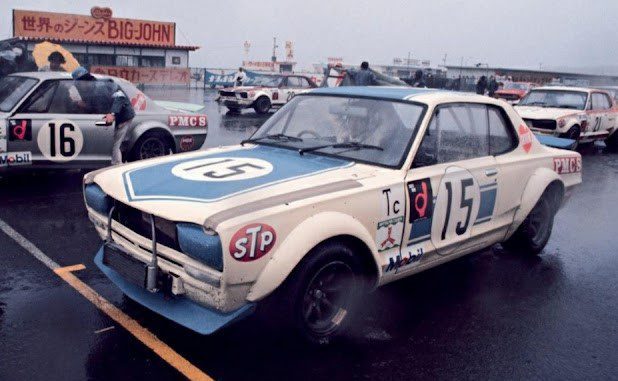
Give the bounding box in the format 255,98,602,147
515,86,618,150
218,74,317,114
84,87,581,344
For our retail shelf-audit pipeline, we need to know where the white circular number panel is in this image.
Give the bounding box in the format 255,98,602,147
172,157,274,182
37,120,83,162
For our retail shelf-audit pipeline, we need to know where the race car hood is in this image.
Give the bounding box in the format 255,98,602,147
514,106,578,120
90,145,375,227
221,86,269,92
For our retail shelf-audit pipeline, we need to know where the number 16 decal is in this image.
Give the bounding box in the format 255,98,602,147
433,168,480,244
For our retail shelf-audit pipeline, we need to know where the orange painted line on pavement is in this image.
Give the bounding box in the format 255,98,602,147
53,264,212,381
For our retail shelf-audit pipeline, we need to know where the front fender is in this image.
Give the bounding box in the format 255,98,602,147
505,167,562,239
246,211,378,302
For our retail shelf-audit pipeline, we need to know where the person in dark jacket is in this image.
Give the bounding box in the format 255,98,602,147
487,75,499,97
476,76,487,95
411,70,426,88
354,61,377,86
72,66,135,164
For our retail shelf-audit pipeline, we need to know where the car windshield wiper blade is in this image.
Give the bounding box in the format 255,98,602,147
241,133,303,145
523,101,546,106
299,141,384,155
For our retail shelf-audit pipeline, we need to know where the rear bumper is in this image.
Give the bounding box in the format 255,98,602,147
94,246,255,335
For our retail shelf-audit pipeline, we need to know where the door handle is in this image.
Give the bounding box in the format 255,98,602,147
485,168,498,177
95,121,111,126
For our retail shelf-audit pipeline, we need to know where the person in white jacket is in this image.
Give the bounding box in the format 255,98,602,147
233,67,247,87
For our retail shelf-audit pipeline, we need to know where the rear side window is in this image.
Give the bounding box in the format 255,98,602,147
488,107,517,155
286,77,302,88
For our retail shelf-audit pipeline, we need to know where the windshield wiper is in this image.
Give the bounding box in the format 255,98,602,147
299,141,384,155
523,101,546,106
241,133,303,146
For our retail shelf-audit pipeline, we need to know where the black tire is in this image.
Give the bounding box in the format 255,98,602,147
253,96,271,114
129,131,172,162
503,196,554,255
560,125,580,149
277,241,363,345
605,131,618,152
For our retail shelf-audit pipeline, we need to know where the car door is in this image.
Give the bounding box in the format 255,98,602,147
594,92,615,133
283,76,303,103
10,79,115,166
588,93,608,134
413,103,500,259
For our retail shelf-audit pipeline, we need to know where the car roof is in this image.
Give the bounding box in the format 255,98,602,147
532,86,594,93
307,86,498,104
10,71,113,81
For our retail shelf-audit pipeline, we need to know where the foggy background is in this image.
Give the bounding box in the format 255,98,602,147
1,0,617,73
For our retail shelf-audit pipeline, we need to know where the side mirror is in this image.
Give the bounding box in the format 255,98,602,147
412,151,437,168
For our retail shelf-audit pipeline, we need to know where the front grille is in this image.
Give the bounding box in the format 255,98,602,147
523,119,557,130
219,91,236,97
112,201,180,251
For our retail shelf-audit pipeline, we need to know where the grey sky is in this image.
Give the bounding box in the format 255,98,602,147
2,0,617,71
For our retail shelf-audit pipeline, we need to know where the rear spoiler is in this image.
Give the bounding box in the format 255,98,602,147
534,134,576,150
154,100,206,113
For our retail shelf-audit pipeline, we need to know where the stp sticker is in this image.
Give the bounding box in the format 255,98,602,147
168,115,208,127
553,156,582,174
0,151,32,167
9,119,32,141
37,120,83,162
131,92,147,111
229,223,277,261
171,157,273,182
180,136,195,151
518,124,533,153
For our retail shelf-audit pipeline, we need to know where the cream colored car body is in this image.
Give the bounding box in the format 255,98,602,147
515,86,618,143
84,88,581,331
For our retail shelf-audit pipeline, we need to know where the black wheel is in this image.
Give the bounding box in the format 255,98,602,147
605,131,618,152
503,196,554,255
253,96,271,114
560,125,580,149
130,131,172,161
279,241,362,345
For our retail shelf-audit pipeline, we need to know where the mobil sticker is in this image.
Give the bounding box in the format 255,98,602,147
168,115,208,127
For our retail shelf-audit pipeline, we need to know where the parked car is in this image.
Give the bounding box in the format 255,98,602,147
515,86,618,149
494,82,537,103
84,86,581,344
218,74,317,114
0,72,208,172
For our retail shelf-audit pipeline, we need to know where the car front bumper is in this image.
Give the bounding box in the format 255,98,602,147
94,246,255,334
221,97,253,108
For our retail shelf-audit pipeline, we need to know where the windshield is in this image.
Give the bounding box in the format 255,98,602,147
504,83,529,91
251,76,283,87
249,95,426,167
0,76,38,112
519,90,588,109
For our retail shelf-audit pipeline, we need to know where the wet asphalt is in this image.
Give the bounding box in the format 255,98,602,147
1,89,617,380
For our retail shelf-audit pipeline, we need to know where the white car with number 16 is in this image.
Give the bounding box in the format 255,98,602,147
84,87,581,344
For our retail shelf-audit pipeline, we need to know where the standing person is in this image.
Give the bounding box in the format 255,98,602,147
476,76,487,95
411,69,426,87
233,67,247,87
13,44,37,72
72,67,135,165
487,75,498,97
354,61,377,86
40,51,66,72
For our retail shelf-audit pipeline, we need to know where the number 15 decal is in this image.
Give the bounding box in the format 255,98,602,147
433,168,480,244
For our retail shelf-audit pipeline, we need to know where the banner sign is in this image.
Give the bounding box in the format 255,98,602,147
91,66,190,85
204,69,276,88
13,9,175,47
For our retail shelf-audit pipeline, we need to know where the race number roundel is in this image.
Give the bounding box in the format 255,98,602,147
37,120,84,162
431,167,481,247
171,157,273,182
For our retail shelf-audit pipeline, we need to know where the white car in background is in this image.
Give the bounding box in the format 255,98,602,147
218,74,317,114
84,87,581,344
515,86,618,149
